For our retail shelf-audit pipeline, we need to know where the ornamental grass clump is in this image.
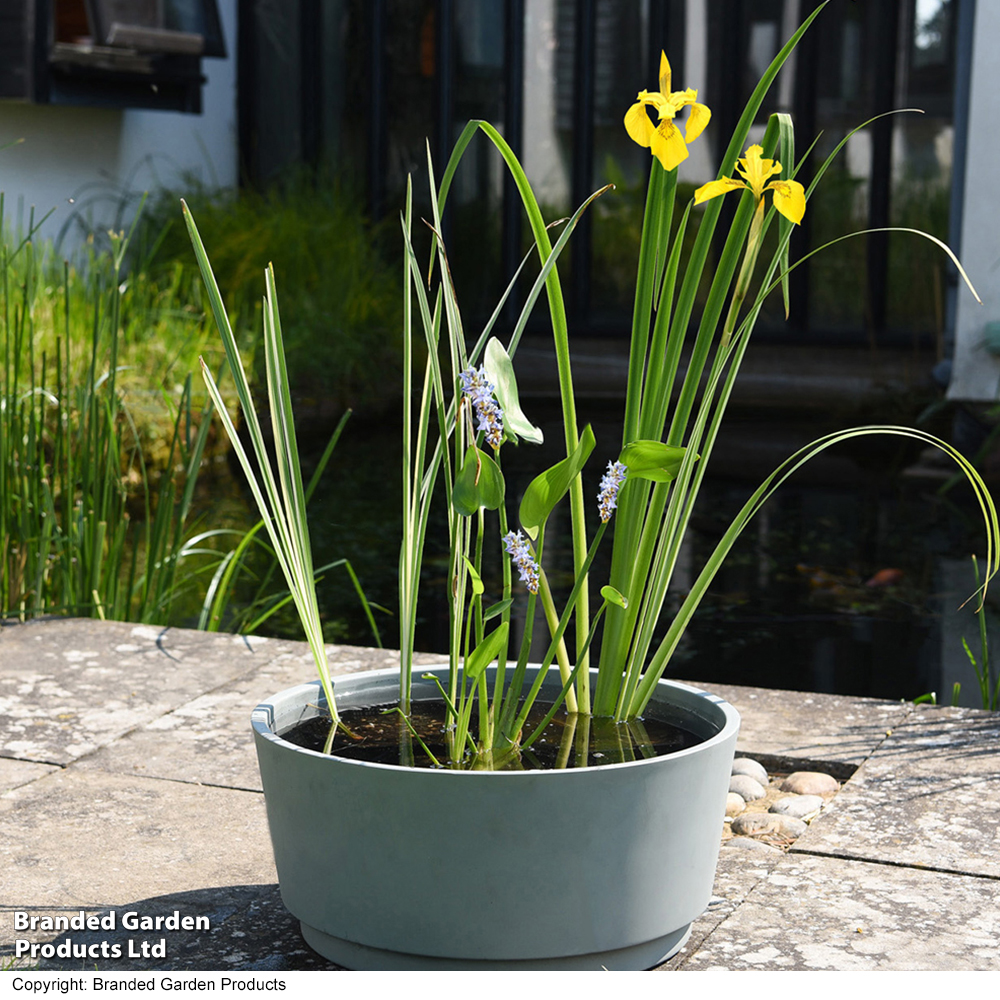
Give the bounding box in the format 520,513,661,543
188,2,998,769
0,199,219,625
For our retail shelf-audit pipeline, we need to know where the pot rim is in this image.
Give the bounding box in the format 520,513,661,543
252,665,740,777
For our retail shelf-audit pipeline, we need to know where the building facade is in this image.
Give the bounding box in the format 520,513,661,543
2,1,996,401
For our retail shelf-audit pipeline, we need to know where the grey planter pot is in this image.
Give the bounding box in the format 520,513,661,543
252,665,739,971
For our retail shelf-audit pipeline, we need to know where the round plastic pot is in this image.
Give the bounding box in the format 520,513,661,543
252,665,739,971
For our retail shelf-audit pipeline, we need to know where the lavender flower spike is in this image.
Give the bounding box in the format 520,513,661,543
502,530,540,594
459,366,505,450
597,460,628,522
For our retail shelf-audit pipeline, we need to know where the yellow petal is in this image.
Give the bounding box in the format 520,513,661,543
650,119,688,171
684,102,711,143
663,86,695,117
659,51,671,97
768,179,806,225
694,177,746,205
738,145,782,198
624,102,655,148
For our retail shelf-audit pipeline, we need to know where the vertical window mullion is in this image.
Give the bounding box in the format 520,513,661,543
368,0,388,221
300,0,322,166
31,0,51,103
236,0,255,183
647,0,662,89
571,0,596,326
866,1,900,338
646,1,684,93
435,0,455,249
502,0,525,328
790,3,818,332
944,0,976,353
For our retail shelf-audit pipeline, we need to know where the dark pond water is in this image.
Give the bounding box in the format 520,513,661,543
280,699,703,769
203,397,998,710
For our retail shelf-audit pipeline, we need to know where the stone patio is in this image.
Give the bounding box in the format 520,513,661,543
1,617,997,971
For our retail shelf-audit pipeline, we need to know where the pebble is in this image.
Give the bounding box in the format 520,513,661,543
729,774,766,801
731,812,807,839
722,836,782,853
780,771,839,795
730,757,768,785
723,760,840,851
770,794,824,819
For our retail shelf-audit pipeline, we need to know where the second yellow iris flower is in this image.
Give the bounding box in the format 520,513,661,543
694,144,806,225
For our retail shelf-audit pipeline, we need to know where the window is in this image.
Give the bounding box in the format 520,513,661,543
0,1,226,112
239,0,960,345
82,0,226,56
710,0,958,346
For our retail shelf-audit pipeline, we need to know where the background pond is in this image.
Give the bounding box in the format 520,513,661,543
200,397,998,709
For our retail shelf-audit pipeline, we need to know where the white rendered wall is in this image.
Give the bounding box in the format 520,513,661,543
679,0,712,185
947,1,1000,402
521,0,568,209
0,0,237,250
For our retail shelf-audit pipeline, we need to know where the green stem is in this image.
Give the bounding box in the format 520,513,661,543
518,599,609,753
472,122,592,715
495,526,544,745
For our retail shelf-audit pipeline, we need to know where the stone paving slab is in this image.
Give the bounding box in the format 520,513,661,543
658,837,787,970
73,640,441,791
792,703,1000,878
2,618,998,972
674,853,1000,971
698,681,910,770
0,768,275,909
0,618,277,765
0,758,59,794
16,852,793,973
0,617,441,774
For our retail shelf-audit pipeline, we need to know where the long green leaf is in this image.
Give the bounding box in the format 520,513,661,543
186,204,338,721
630,426,999,715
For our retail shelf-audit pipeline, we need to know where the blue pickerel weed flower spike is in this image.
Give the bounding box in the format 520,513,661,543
459,366,505,450
503,530,540,594
597,460,628,522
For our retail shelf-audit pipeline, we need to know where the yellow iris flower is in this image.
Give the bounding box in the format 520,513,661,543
624,52,710,171
694,144,806,225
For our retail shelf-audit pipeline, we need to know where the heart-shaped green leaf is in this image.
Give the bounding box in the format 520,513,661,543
484,338,543,445
600,585,628,609
619,440,689,483
453,446,505,516
519,424,596,537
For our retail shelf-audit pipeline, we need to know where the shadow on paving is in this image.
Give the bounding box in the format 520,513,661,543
6,886,341,972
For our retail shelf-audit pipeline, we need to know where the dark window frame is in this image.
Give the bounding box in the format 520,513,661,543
236,0,965,347
84,0,227,57
0,0,225,113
